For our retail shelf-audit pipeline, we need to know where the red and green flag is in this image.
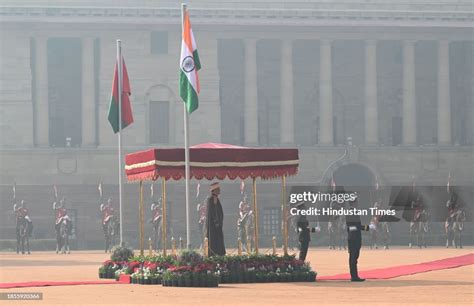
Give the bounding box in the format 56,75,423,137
108,57,134,133
179,6,201,114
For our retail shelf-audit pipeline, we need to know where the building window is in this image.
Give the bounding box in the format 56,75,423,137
257,40,281,146
263,207,280,236
151,31,168,54
392,116,402,146
47,38,82,147
218,39,245,145
149,101,170,144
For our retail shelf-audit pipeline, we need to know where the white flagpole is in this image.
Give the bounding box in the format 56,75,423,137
182,3,191,250
117,39,124,246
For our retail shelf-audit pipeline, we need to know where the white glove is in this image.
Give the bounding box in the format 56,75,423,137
369,224,376,231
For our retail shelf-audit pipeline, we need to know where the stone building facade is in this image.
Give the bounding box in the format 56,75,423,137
0,0,472,248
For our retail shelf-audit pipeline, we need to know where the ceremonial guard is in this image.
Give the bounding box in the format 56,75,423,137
295,202,319,261
206,182,226,256
346,199,375,282
446,193,458,216
53,198,70,228
197,202,207,249
237,195,250,252
101,198,115,231
14,200,32,225
150,199,163,250
151,200,162,224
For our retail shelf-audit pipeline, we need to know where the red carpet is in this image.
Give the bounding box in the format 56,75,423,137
318,253,474,281
0,279,126,289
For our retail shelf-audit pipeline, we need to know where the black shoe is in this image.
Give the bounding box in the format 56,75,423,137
351,278,366,282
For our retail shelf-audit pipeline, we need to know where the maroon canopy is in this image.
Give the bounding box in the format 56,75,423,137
125,143,299,181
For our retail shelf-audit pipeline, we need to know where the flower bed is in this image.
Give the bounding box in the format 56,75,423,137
207,254,317,283
162,271,219,287
98,249,317,286
98,259,127,279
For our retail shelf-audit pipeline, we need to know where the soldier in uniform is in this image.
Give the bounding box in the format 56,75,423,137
446,193,458,217
14,200,33,254
53,198,72,253
53,198,71,229
14,200,32,224
14,200,33,238
100,198,115,232
197,202,207,249
237,195,250,252
294,202,319,261
150,200,162,251
346,198,375,282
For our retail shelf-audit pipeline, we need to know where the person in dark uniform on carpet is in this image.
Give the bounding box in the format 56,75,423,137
206,182,226,256
346,198,375,282
295,202,320,261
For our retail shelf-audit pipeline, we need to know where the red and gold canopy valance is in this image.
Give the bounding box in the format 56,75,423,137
125,143,299,181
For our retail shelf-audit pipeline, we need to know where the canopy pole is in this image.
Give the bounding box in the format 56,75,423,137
252,177,259,254
162,177,167,256
139,181,144,256
281,176,288,255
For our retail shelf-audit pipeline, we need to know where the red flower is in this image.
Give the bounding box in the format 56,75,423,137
143,262,158,271
169,265,193,273
127,261,141,272
159,262,173,269
193,263,215,273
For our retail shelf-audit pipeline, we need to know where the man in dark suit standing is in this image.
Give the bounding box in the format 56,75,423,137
206,182,226,256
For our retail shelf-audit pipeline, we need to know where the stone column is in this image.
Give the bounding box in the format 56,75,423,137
319,40,333,145
437,40,451,145
82,37,96,146
402,40,417,145
35,36,49,146
244,38,258,145
280,39,294,145
365,40,378,145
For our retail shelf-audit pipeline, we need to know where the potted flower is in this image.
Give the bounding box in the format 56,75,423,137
131,272,140,284
248,269,256,283
267,272,276,282
98,266,106,279
171,274,178,287
209,273,219,287
229,271,238,283
114,269,122,281
162,271,172,286
183,272,192,287
177,273,185,287
144,273,151,285
220,271,229,284
111,245,134,262
192,273,200,287
149,273,160,285
157,274,163,285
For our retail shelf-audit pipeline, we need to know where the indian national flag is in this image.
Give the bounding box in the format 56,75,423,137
108,57,134,133
179,6,201,114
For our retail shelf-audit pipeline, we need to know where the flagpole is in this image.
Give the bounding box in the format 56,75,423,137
182,3,191,250
117,39,124,246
